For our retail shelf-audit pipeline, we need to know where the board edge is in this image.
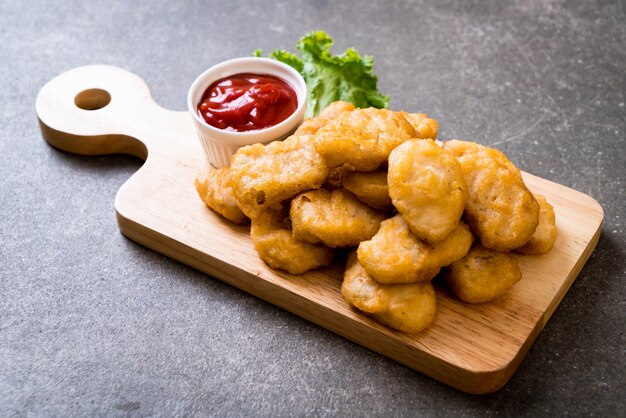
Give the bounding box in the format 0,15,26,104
114,204,545,395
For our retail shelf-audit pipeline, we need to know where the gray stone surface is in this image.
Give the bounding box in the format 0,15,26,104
1,0,624,416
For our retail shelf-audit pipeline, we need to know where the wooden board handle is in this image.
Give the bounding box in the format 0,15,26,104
36,65,196,161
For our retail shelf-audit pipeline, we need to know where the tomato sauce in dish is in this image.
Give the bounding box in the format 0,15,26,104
197,73,298,132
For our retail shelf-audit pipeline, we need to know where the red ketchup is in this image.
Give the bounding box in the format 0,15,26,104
197,73,298,132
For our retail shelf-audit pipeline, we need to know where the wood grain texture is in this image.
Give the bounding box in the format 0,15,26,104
36,65,604,394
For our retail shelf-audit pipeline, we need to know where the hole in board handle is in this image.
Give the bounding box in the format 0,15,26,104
74,89,111,110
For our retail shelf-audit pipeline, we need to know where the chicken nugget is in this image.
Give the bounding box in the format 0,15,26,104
443,140,539,252
294,117,327,136
229,135,330,219
341,252,390,313
251,208,334,275
314,108,417,171
295,101,356,135
195,167,248,224
357,214,435,283
444,245,522,303
430,221,475,268
341,170,393,210
342,252,437,333
323,164,355,190
290,189,385,248
516,195,558,255
319,100,357,119
388,139,468,244
375,282,437,334
400,112,439,139
357,215,473,284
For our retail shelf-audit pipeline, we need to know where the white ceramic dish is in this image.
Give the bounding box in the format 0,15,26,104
187,57,307,168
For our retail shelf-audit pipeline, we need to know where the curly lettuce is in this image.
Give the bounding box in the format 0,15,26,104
255,31,389,117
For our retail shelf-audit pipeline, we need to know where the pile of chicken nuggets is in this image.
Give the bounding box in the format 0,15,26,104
195,101,558,334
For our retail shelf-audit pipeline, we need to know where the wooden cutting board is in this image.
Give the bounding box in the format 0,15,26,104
36,65,604,394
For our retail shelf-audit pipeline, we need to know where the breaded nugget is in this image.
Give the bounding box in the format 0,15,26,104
357,215,473,284
444,245,522,303
342,170,393,209
290,189,385,248
516,195,558,255
342,253,437,333
229,135,330,219
250,208,334,275
323,164,354,190
431,222,475,267
295,101,356,135
400,112,439,139
443,140,539,252
294,117,327,136
358,215,436,283
388,139,468,244
195,167,248,224
341,253,390,313
319,100,357,119
314,108,417,171
375,282,437,334
324,167,344,190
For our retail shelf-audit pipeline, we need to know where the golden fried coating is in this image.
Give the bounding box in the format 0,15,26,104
324,167,344,190
444,245,522,303
357,215,473,284
314,108,417,171
375,282,437,334
388,139,468,244
295,101,356,135
342,253,437,333
516,195,558,255
431,222,475,268
319,101,357,119
250,209,334,275
400,112,439,139
294,118,327,136
443,140,540,252
323,164,354,190
290,189,385,248
341,253,390,313
229,135,330,219
341,170,393,210
358,215,435,283
195,167,248,224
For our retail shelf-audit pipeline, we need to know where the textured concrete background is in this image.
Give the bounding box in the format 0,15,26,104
1,0,624,416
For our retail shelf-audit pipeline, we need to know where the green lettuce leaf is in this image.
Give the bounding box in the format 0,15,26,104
256,31,389,117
